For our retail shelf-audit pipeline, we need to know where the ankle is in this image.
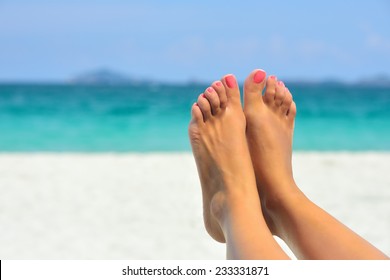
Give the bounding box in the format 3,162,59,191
211,190,262,227
262,180,303,214
263,184,308,238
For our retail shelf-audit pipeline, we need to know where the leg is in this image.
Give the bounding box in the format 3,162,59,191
189,74,289,259
243,69,389,259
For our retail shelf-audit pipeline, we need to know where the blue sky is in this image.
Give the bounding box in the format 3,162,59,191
1,0,389,82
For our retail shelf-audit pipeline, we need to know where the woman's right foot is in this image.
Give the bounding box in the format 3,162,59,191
243,69,300,236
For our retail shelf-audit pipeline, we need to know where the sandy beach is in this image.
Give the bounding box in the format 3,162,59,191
0,152,389,259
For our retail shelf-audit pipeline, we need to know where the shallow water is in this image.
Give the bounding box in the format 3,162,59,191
0,83,389,151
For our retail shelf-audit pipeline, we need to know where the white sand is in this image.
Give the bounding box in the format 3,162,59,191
0,152,389,259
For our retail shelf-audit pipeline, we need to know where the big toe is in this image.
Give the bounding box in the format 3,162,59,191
221,74,241,106
244,69,267,111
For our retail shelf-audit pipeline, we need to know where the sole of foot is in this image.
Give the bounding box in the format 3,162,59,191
189,74,260,243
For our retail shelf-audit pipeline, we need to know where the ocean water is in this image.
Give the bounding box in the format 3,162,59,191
0,83,389,152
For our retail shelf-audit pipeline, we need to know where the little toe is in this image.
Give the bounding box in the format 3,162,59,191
281,88,293,115
287,101,297,122
212,81,227,109
197,93,212,121
243,69,266,110
274,81,286,107
222,74,241,105
191,103,204,123
204,87,221,115
263,75,277,104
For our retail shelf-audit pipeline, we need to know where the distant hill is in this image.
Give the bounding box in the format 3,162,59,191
356,74,390,87
285,75,390,88
69,69,139,85
67,69,390,87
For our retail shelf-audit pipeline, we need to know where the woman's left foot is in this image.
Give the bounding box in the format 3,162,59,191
188,74,261,243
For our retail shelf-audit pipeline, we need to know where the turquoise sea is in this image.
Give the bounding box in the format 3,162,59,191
0,83,389,152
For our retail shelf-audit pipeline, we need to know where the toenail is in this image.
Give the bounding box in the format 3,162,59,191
225,75,237,88
270,75,277,80
207,87,213,93
253,69,266,84
277,81,285,87
216,81,222,87
202,93,207,98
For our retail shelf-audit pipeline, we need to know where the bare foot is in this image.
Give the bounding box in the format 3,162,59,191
188,74,261,243
243,69,299,235
243,70,389,259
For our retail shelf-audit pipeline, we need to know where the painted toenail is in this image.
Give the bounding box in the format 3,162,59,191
253,69,266,84
277,81,285,87
202,93,207,98
270,75,277,80
225,75,237,89
216,81,222,87
207,87,213,93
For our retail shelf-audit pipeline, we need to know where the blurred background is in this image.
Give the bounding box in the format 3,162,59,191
0,0,389,259
0,0,389,151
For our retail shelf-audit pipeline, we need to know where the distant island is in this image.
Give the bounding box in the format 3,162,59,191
355,74,390,87
277,74,390,88
69,69,148,85
0,67,389,86
67,69,390,87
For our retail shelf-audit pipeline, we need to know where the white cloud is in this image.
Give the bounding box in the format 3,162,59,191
360,23,390,53
295,39,354,64
164,37,208,65
366,34,390,53
268,35,287,56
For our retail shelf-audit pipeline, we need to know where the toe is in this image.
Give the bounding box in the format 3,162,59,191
263,75,277,104
243,69,266,110
281,88,293,115
287,101,297,121
191,103,204,123
212,81,227,109
204,87,221,115
197,93,212,121
222,74,241,105
274,81,286,106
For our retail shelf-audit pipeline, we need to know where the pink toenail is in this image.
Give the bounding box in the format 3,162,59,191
270,75,277,80
195,103,199,106
207,87,213,93
216,81,222,87
277,81,285,87
253,69,266,84
225,75,237,88
202,93,206,98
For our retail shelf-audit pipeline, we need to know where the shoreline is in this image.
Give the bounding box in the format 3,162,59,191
0,150,389,154
0,152,389,259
